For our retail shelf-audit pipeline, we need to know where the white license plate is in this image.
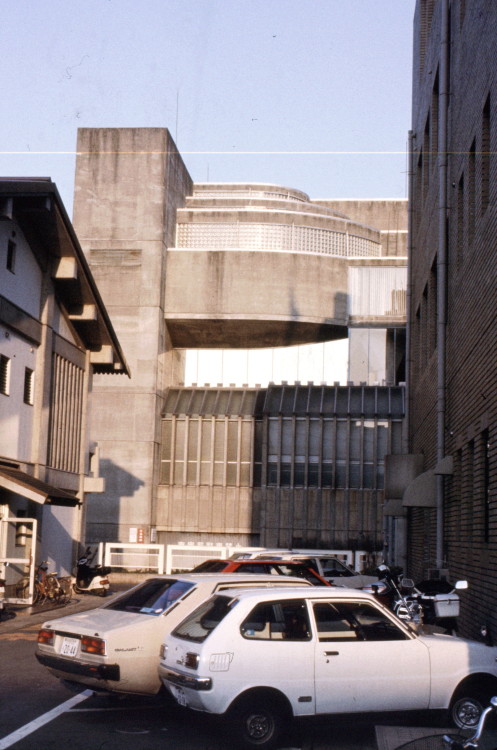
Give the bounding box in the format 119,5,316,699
174,687,187,707
61,637,79,657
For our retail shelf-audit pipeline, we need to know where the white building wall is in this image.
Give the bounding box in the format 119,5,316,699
0,223,42,317
0,329,37,461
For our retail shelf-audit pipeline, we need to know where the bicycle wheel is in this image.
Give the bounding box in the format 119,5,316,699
15,577,30,599
33,581,45,605
44,574,60,601
58,577,72,603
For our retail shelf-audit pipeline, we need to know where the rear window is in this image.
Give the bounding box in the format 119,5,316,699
106,578,195,616
191,560,228,572
172,594,238,642
269,563,329,586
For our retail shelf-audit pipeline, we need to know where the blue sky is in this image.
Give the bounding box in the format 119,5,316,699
2,0,415,214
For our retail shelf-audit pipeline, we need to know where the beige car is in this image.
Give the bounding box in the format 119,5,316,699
36,573,311,696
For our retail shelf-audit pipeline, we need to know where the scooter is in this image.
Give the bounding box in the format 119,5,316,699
73,547,111,597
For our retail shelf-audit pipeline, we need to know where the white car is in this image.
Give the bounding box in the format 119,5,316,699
35,573,312,696
231,549,378,588
159,587,497,750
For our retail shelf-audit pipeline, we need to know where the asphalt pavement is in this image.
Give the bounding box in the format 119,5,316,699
2,581,497,750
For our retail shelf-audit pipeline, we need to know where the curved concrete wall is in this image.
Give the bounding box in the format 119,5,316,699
164,249,349,348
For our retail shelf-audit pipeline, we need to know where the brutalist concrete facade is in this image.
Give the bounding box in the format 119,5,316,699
407,0,497,639
73,127,407,551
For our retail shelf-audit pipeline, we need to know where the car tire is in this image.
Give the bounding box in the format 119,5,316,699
450,688,490,730
228,693,287,749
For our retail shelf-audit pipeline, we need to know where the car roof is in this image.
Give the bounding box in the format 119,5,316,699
144,573,312,585
210,586,377,603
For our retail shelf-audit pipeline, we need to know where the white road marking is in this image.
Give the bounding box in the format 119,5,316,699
0,689,93,749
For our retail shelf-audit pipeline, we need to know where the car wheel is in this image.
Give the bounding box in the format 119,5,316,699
450,691,488,730
229,694,286,749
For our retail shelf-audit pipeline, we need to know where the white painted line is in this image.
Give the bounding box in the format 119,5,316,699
0,689,93,749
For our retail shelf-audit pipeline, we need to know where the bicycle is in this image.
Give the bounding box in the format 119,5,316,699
396,696,497,749
15,561,72,605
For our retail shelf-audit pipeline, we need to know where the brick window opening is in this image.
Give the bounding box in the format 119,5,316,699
23,367,34,405
0,355,10,396
7,239,16,273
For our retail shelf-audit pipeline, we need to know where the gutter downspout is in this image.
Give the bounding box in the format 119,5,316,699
406,131,414,451
436,0,450,569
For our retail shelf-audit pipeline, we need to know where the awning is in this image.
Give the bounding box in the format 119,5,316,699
0,468,80,506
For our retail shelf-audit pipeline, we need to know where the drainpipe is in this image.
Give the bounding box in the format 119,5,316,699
436,0,450,569
406,130,414,451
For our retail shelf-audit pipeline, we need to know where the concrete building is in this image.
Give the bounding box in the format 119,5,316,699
406,0,497,638
73,127,407,555
0,178,128,598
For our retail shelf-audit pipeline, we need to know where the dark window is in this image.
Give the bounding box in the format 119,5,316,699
241,599,311,641
0,355,10,396
313,600,408,642
172,594,237,643
483,429,490,543
106,578,195,616
482,94,491,214
23,368,34,405
7,240,16,272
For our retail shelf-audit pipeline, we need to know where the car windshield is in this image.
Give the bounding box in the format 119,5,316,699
172,594,238,642
106,578,195,616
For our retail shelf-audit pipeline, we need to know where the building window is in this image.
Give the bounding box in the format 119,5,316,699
483,429,490,543
457,172,465,268
6,239,16,273
482,94,491,214
468,139,476,245
23,368,34,405
0,355,10,396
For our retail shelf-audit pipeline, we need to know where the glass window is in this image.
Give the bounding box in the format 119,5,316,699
294,462,305,486
280,462,291,486
313,600,408,642
106,578,195,616
308,462,319,487
241,599,311,641
172,594,238,643
322,461,333,487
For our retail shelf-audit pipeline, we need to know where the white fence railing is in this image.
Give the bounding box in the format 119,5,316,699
103,543,165,574
102,542,374,575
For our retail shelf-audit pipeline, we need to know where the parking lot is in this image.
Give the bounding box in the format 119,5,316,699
1,586,495,750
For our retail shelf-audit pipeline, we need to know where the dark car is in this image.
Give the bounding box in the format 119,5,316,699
191,558,331,586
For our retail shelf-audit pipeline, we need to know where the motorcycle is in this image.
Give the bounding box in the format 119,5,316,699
73,547,111,597
364,564,467,633
414,578,467,634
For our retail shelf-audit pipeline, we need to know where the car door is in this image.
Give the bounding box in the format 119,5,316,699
311,598,431,714
238,598,315,714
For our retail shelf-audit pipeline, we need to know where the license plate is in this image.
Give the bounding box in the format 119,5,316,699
174,687,187,707
61,637,79,657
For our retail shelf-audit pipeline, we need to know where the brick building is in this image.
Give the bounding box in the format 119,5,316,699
407,0,497,638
